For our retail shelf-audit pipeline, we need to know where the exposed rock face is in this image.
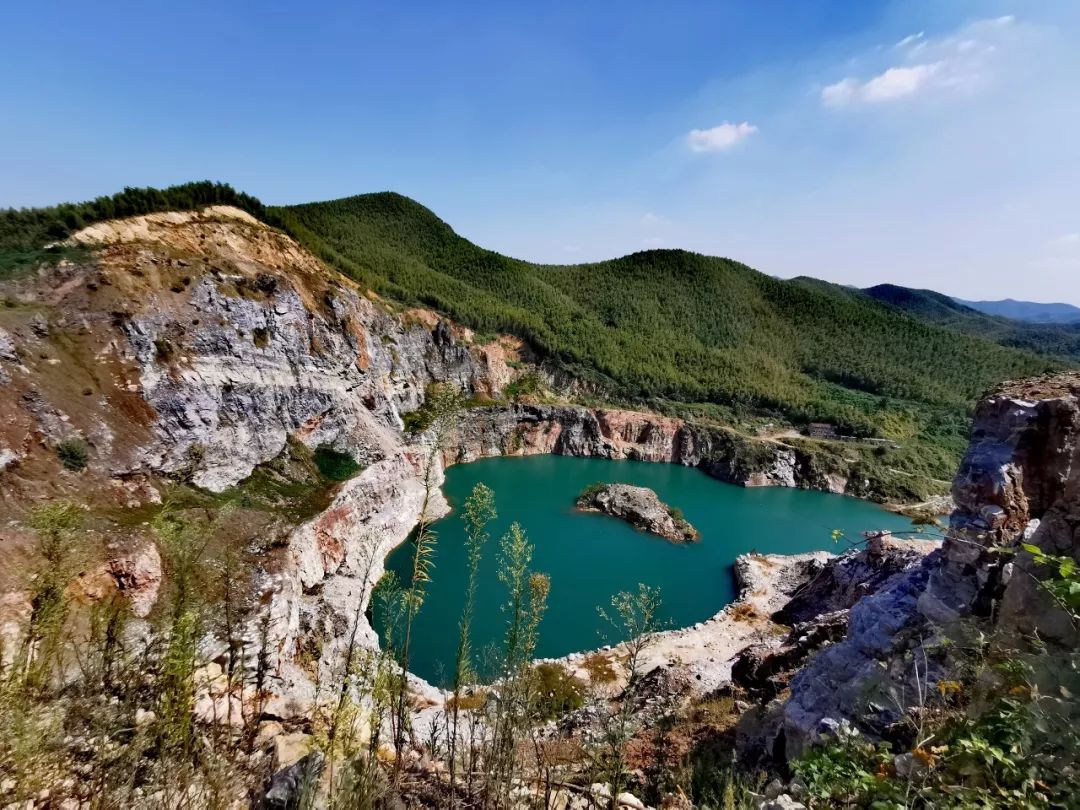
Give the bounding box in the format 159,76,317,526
70,542,163,618
0,206,511,499
0,207,515,703
576,483,698,542
448,405,814,490
775,532,938,626
781,373,1080,759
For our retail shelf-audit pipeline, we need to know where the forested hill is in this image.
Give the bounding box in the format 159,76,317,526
270,192,1060,453
864,283,1080,362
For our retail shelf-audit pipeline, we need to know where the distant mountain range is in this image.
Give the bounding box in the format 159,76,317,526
953,298,1080,324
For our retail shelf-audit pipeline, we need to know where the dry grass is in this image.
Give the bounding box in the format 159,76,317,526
446,688,488,711
581,652,619,684
729,602,759,623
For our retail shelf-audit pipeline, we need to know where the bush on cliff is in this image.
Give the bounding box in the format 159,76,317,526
56,438,88,472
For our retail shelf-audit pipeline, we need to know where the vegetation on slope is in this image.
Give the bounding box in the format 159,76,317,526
864,283,1080,361
3,183,1067,484
0,181,265,278
786,541,1080,809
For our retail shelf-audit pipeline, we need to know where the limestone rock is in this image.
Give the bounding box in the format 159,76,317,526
70,542,162,618
0,327,17,361
272,732,313,771
448,404,807,490
776,532,937,625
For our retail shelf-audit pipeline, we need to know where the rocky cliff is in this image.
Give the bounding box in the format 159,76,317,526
779,373,1080,759
444,404,848,492
0,207,517,498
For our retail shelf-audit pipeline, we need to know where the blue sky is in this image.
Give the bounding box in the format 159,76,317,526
3,1,1079,301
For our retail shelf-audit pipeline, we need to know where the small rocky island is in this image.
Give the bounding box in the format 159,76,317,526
575,482,699,543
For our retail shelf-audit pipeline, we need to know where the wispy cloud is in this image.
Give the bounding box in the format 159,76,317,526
895,31,924,49
822,16,1011,107
686,121,757,152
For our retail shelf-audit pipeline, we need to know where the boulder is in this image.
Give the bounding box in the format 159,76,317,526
259,750,325,810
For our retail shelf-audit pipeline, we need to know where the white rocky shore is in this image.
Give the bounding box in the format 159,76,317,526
552,551,833,694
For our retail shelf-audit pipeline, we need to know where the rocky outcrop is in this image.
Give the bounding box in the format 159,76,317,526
0,206,515,499
575,483,698,542
781,373,1080,759
775,532,938,626
0,206,521,705
731,536,937,765
69,542,163,618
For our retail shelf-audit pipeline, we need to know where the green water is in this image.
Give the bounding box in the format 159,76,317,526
376,455,914,685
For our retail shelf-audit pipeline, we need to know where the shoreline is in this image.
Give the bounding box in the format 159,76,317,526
347,445,909,702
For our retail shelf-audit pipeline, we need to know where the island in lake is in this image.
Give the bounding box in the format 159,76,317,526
575,482,700,543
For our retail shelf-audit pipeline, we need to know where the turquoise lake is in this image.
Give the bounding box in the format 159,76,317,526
375,455,914,685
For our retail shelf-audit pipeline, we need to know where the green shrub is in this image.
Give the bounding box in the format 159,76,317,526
504,371,544,401
56,438,88,471
401,382,465,434
581,653,618,684
313,445,361,481
529,662,585,720
153,338,174,363
252,326,270,348
576,482,607,504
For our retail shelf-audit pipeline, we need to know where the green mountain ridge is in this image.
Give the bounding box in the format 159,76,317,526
270,193,1059,446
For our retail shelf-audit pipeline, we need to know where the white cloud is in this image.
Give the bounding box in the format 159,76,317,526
823,62,944,105
862,62,944,101
686,121,758,152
